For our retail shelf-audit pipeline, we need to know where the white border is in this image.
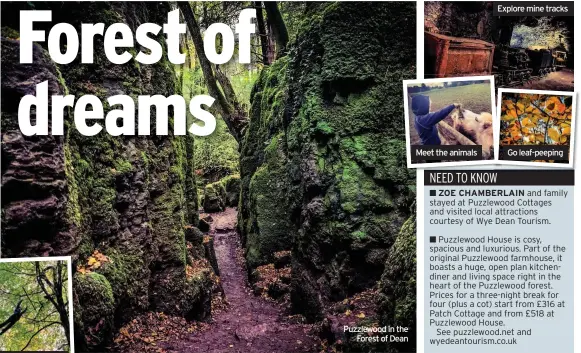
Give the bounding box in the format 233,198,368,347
403,75,498,168
0,256,75,352
495,88,576,168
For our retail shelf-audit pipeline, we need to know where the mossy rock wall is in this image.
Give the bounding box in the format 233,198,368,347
1,2,210,351
1,37,77,256
240,2,416,321
377,213,416,353
239,57,295,269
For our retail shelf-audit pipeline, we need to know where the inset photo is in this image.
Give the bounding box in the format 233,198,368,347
0,257,73,352
497,89,576,167
424,1,574,91
404,76,497,168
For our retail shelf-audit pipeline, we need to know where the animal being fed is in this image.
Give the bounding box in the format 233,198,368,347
451,109,494,159
0,299,27,335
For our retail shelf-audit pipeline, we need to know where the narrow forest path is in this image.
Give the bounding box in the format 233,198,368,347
173,208,319,353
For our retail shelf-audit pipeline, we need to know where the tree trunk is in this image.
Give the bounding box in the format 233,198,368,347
215,65,238,108
264,2,289,57
177,2,246,143
255,2,270,65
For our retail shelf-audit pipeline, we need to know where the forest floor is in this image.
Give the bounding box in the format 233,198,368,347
169,207,319,353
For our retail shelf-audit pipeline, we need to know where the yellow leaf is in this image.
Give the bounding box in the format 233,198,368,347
548,128,560,142
345,309,352,316
503,100,514,109
545,96,566,114
562,127,571,136
356,312,366,319
525,134,535,143
521,118,535,128
506,108,517,119
87,257,97,266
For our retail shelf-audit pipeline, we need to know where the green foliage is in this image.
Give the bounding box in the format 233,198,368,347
228,69,260,108
194,118,240,179
511,17,571,51
278,2,308,43
0,261,69,351
181,55,257,182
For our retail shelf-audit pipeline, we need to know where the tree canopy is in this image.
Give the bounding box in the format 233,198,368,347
501,93,573,146
0,261,69,351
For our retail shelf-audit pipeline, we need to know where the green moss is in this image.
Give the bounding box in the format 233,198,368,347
1,26,19,39
99,250,147,307
113,159,133,175
351,230,367,240
337,159,393,214
315,121,333,135
245,134,293,268
140,151,149,166
74,272,115,350
240,1,417,322
203,181,227,212
377,214,416,352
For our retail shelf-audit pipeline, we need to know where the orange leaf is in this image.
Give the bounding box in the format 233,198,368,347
548,128,560,142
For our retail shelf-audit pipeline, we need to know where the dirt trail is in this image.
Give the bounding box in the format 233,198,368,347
172,208,318,353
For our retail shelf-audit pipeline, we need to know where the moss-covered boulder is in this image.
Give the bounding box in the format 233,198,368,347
377,214,416,353
74,273,115,351
203,181,227,212
239,2,416,321
221,174,241,207
202,174,241,212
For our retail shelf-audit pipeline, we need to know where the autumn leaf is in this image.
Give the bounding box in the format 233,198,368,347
501,92,573,160
545,96,566,113
562,126,571,136
548,128,561,142
521,117,535,128
503,99,515,110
